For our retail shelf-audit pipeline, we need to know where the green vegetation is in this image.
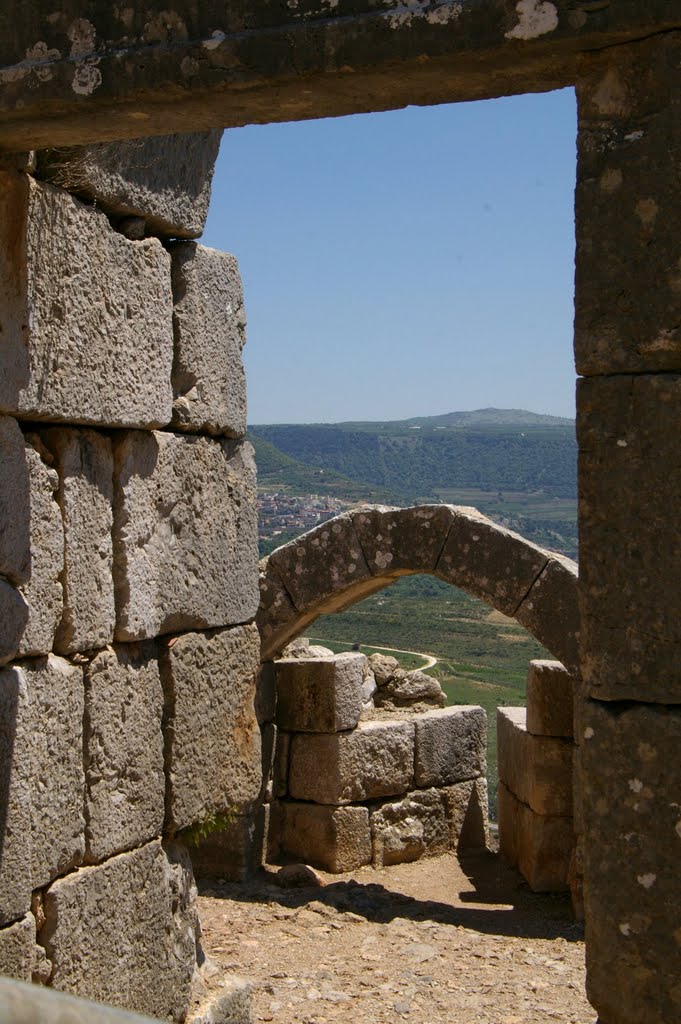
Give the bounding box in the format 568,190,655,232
312,574,552,819
307,637,429,672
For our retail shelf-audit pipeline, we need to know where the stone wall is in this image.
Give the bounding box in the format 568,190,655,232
0,135,257,1023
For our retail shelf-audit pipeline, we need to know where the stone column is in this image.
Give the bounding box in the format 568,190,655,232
575,32,681,1024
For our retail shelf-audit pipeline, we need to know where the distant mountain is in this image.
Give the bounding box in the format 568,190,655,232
401,407,573,428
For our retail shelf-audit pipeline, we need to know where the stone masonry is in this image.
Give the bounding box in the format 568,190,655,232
0,135,256,1023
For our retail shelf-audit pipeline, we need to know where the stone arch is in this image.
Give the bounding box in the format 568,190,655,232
257,504,578,671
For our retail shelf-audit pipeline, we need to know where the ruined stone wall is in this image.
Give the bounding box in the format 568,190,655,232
0,133,259,1023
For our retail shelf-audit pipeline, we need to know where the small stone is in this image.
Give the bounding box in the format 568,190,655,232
273,864,324,889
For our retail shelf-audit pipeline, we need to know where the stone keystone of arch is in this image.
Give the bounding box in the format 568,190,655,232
257,504,578,672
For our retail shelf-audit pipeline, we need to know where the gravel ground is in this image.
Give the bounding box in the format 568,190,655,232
197,851,595,1024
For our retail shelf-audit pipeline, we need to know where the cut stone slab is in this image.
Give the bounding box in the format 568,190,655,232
23,654,85,889
113,433,259,641
516,554,579,674
442,777,490,853
0,580,29,667
435,507,548,616
414,706,487,788
275,652,364,733
256,563,302,662
579,374,681,702
17,437,64,657
0,915,36,983
581,700,681,1024
189,805,268,883
187,974,254,1024
0,415,30,586
279,803,371,873
161,624,261,833
575,34,681,375
169,243,247,437
288,719,415,805
266,514,374,614
38,131,222,239
496,707,572,817
526,660,574,739
0,171,173,427
351,504,456,575
41,428,115,655
0,661,31,925
497,782,572,892
84,644,165,863
0,977,167,1023
41,840,198,1022
371,788,449,866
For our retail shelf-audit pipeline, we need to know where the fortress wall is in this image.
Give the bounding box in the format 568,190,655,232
0,136,257,1024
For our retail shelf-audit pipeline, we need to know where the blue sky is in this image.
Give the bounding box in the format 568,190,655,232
203,87,577,425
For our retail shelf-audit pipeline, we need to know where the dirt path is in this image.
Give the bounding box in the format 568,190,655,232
308,639,438,672
197,852,594,1024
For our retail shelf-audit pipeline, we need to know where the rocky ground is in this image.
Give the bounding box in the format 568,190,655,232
197,850,594,1024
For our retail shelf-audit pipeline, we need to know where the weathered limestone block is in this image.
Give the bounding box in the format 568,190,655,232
41,428,115,654
255,662,277,726
187,974,254,1024
41,840,197,1022
515,554,579,674
351,504,455,575
113,433,259,641
0,977,168,1022
17,438,64,657
435,508,548,615
189,805,269,883
161,625,261,833
24,655,85,889
371,789,448,866
38,131,222,239
0,416,30,586
0,171,173,427
497,782,572,892
581,700,681,1024
496,707,572,816
273,729,290,799
525,660,574,738
84,644,164,863
368,652,399,686
279,803,371,873
0,662,31,925
266,515,374,614
275,653,364,733
0,580,29,667
288,720,415,805
256,563,303,661
374,668,446,710
414,706,486,788
0,915,36,983
575,34,681,375
169,243,247,437
442,777,490,852
579,374,681,701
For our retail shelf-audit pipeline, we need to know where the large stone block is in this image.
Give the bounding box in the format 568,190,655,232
41,840,197,1022
525,660,574,739
24,655,85,889
0,416,30,586
497,782,572,892
160,625,261,833
575,34,681,375
187,975,254,1024
279,803,371,873
496,707,572,816
38,131,222,239
288,720,415,805
371,789,448,867
578,374,681,701
169,243,247,437
41,428,115,654
17,437,64,657
442,777,490,853
414,706,486,788
581,701,681,1024
0,915,36,983
189,805,268,883
256,562,315,661
84,644,164,863
0,580,29,667
113,433,258,641
435,508,548,616
275,653,364,733
350,504,456,575
0,663,31,924
515,554,579,674
0,171,173,427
